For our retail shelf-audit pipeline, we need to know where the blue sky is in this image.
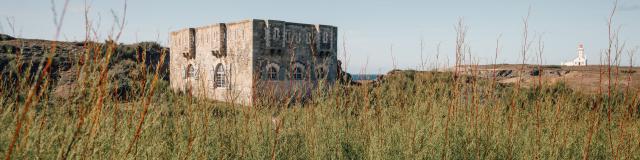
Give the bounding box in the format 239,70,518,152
1,0,639,74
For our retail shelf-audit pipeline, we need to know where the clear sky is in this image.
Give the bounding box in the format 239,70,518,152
1,0,639,74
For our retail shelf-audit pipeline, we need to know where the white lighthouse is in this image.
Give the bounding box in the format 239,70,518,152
562,43,587,66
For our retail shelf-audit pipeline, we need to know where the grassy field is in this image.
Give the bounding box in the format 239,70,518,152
1,1,639,159
1,57,639,159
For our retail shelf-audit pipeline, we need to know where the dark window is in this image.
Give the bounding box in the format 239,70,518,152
268,66,278,80
293,67,303,80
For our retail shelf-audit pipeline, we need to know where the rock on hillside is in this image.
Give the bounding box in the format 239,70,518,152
0,34,16,41
0,34,170,99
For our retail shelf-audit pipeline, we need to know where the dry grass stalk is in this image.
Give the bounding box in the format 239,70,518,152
4,1,70,159
126,48,166,155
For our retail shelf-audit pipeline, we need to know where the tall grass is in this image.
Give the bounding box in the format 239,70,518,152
5,68,640,159
1,0,640,159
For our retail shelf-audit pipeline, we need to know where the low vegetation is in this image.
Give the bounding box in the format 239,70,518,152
0,42,639,159
1,0,639,159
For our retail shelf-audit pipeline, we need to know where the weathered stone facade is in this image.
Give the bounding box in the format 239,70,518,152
170,19,338,105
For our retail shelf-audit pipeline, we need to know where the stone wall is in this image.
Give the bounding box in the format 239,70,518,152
169,28,192,92
217,20,254,105
252,20,338,102
170,21,255,105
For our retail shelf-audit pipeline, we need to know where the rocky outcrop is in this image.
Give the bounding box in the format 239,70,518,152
0,34,15,41
0,36,170,100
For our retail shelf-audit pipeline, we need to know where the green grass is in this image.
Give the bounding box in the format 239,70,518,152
1,2,638,157
1,59,639,159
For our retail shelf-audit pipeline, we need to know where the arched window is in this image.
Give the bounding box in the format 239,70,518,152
185,64,194,79
292,63,305,80
214,64,226,88
293,67,303,80
268,66,279,80
316,67,327,79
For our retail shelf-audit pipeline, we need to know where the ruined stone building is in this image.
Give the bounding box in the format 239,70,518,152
170,19,338,105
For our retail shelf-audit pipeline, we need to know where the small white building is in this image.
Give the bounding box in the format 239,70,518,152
562,43,587,66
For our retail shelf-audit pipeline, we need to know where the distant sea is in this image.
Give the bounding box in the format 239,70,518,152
351,74,380,81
